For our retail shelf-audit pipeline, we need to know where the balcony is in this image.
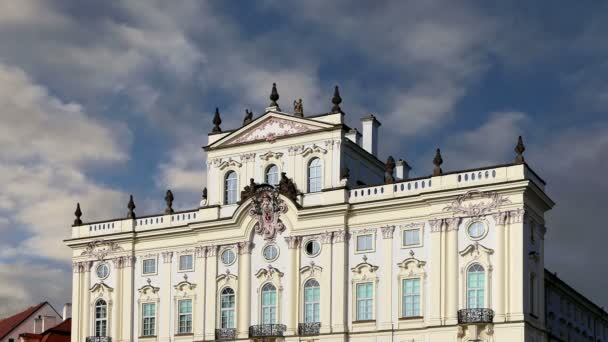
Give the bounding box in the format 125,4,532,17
215,328,236,340
298,322,321,336
457,308,494,324
248,324,286,338
86,337,112,342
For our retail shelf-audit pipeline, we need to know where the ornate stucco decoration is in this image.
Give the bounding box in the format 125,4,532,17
351,259,379,282
90,282,114,293
259,151,284,161
300,144,327,156
73,261,93,273
112,255,135,269
218,158,242,170
255,265,285,288
333,230,350,243
138,281,160,296
217,271,238,285
230,117,317,145
249,185,288,241
397,257,427,278
162,251,173,263
381,225,395,239
300,261,322,278
81,240,124,260
174,279,196,292
443,190,511,218
459,242,494,259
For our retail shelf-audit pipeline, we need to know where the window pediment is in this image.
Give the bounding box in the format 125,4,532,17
90,281,113,293
255,265,284,284
351,260,379,281
300,261,323,279
397,257,427,278
459,242,494,258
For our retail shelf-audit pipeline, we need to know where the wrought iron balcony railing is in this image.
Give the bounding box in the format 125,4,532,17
248,324,286,338
86,337,112,342
215,328,236,340
298,322,321,336
457,308,494,324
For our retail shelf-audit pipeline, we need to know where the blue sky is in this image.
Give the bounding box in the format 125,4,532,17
0,0,607,316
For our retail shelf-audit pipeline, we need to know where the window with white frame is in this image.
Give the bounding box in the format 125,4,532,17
220,287,235,328
261,283,277,324
178,299,192,333
356,234,373,252
356,282,374,321
142,258,156,275
403,228,421,247
402,278,421,317
179,254,193,271
303,279,320,323
307,158,322,192
142,303,156,336
466,264,485,309
95,299,108,337
265,164,279,186
225,171,238,204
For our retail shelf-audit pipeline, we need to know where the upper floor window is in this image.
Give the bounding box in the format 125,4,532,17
402,278,421,317
261,283,277,324
303,279,320,323
403,228,421,247
142,258,156,275
178,299,193,333
179,254,193,271
220,287,236,328
265,164,279,186
96,263,110,280
467,264,485,309
355,234,374,252
356,282,374,321
225,171,238,204
308,158,322,192
142,303,156,336
95,299,108,337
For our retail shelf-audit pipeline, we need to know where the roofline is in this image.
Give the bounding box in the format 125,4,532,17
78,208,199,227
544,268,608,320
0,302,60,340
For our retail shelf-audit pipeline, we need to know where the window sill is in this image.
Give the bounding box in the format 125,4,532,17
174,333,194,336
177,269,194,273
352,320,376,324
138,336,157,339
399,316,423,321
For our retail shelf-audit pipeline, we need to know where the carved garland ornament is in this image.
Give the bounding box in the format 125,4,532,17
249,186,288,241
443,190,511,218
81,240,124,260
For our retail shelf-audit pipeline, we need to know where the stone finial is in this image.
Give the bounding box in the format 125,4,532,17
73,202,83,226
127,194,136,219
331,85,342,113
385,156,396,184
433,148,443,176
212,107,222,133
164,190,174,214
269,83,280,108
243,109,253,126
293,99,303,117
514,135,525,164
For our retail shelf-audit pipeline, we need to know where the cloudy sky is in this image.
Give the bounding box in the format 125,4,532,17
1,0,607,316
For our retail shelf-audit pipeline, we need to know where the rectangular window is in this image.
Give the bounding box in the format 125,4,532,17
142,303,156,336
356,282,374,321
178,299,192,333
142,258,156,275
304,286,320,323
402,278,421,317
261,290,277,324
403,229,421,247
356,234,373,252
179,255,193,271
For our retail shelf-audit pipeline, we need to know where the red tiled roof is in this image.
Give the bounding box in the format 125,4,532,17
44,318,71,334
40,319,71,342
0,302,48,339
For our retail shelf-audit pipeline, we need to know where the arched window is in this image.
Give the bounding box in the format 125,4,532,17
467,264,485,309
307,158,322,192
261,283,277,324
303,279,320,323
220,287,236,328
225,171,238,204
95,299,108,337
265,164,279,186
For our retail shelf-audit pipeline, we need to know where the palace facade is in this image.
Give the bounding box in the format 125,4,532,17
65,84,608,342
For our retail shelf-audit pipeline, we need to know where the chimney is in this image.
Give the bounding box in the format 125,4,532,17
345,128,361,146
395,159,411,180
42,316,56,331
63,303,72,321
361,115,381,156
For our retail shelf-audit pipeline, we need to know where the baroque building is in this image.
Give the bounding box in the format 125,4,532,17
66,84,608,342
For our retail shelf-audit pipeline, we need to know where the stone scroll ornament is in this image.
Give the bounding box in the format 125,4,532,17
443,190,511,218
249,185,288,241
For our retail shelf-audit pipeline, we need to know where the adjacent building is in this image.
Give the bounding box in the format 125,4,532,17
0,302,63,342
65,84,608,342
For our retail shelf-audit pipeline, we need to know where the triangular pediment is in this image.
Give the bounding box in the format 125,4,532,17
208,112,334,149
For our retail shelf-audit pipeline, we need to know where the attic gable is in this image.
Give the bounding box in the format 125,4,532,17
207,111,335,149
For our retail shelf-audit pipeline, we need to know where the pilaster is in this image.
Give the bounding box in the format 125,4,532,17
111,257,123,341
492,211,509,322
237,242,252,339
159,251,173,342
285,236,301,335
331,230,348,333
120,256,135,342
379,225,395,330
71,263,82,342
319,232,333,333
194,246,207,340
204,246,218,340
445,217,460,325
428,219,443,326
508,209,525,321
82,262,92,339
